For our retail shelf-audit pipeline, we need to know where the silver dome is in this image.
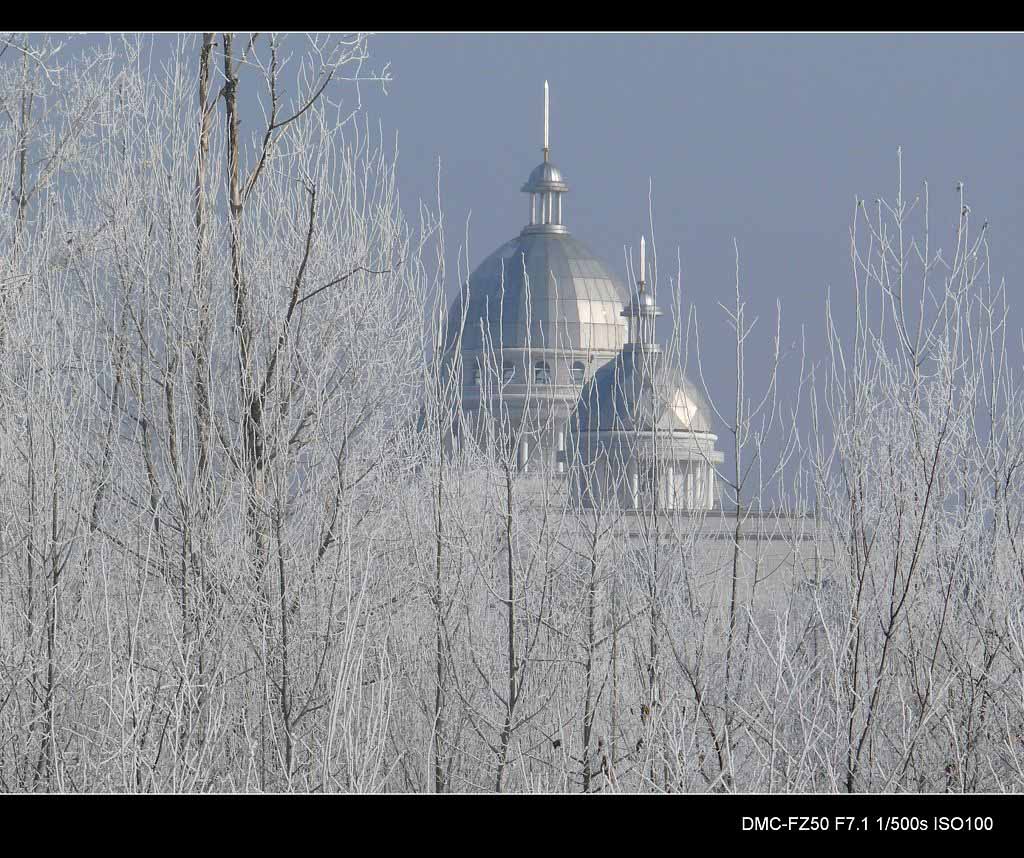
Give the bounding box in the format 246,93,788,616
570,350,712,435
521,160,568,193
448,231,630,354
625,290,657,312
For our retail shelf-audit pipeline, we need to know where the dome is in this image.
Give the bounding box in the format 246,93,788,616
448,231,630,354
521,160,569,193
570,350,713,435
625,290,657,313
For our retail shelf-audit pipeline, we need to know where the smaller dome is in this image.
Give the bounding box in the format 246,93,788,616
623,290,659,315
570,351,712,435
522,161,569,193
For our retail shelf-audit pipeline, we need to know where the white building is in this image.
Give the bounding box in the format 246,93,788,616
445,83,723,511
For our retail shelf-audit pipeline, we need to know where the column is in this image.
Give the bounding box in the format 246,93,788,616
519,438,530,472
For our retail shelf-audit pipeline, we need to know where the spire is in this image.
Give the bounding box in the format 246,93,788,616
543,80,550,162
639,235,646,293
623,234,662,353
522,81,568,234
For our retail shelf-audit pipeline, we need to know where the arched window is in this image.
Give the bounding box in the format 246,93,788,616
534,360,552,384
501,362,516,384
570,361,586,384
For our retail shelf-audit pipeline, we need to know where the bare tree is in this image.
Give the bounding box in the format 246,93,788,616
4,33,1024,795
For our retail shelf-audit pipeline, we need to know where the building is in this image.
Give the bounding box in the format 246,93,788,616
445,83,724,511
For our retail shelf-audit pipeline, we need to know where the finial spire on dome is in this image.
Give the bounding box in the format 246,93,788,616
639,235,646,293
522,83,568,233
623,234,661,352
543,80,550,162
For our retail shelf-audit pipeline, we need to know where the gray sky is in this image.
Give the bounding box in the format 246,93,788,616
362,32,1024,448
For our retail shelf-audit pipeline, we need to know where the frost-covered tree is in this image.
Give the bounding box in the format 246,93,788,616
2,34,1024,794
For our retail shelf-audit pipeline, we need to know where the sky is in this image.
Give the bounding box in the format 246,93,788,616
358,32,1024,459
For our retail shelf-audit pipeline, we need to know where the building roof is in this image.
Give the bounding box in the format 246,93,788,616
447,231,630,354
521,160,569,193
569,349,713,435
